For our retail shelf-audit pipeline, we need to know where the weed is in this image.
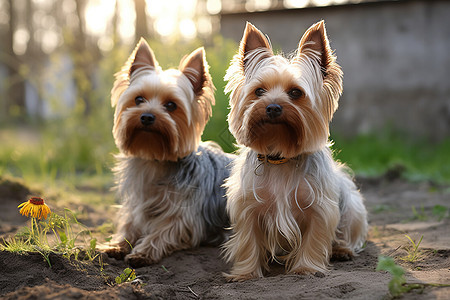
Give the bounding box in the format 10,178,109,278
431,205,448,221
400,235,423,263
377,256,450,298
115,268,136,284
377,256,408,297
0,237,35,254
373,204,393,214
411,205,427,221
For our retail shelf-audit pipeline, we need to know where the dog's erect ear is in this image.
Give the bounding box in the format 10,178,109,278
297,21,334,76
240,22,272,55
129,38,158,76
297,21,342,119
239,22,273,70
179,47,211,95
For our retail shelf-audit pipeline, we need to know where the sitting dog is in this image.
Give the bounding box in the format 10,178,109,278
105,38,233,267
222,21,368,281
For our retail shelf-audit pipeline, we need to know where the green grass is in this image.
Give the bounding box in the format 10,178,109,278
377,255,450,298
377,256,408,297
1,208,99,266
332,131,450,184
400,235,423,263
115,267,136,284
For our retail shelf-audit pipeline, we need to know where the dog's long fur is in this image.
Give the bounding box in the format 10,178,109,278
222,21,368,281
105,38,233,267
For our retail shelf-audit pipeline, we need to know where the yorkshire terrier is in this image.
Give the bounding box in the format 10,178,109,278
222,21,368,281
104,38,234,268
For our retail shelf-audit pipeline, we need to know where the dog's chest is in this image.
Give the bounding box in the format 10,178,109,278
251,169,314,217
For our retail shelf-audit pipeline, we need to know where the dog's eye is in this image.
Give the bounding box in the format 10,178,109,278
255,88,266,97
287,88,304,100
164,101,177,112
135,96,145,105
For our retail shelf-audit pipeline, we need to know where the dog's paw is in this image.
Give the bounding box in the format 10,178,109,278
101,244,130,260
291,266,324,276
125,253,156,268
223,272,260,282
331,246,355,261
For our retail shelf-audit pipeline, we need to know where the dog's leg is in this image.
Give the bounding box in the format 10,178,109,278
333,175,368,258
124,217,199,268
103,217,140,260
223,214,266,281
288,205,339,274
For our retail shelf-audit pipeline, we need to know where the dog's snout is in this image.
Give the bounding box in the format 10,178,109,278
266,104,282,119
140,113,156,126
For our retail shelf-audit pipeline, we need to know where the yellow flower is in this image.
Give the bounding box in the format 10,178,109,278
18,197,51,220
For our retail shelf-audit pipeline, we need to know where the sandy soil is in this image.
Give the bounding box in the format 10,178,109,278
0,175,449,299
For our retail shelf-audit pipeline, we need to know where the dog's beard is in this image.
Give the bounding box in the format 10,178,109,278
127,128,177,161
246,119,302,158
233,93,332,158
116,109,182,161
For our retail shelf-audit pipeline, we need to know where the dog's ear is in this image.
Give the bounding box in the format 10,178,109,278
179,47,211,95
239,22,273,70
129,38,158,76
297,21,342,119
240,22,272,55
297,21,334,77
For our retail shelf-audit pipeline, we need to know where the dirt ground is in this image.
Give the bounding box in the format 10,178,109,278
0,175,449,299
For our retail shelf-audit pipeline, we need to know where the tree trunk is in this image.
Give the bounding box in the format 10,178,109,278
134,0,148,42
4,0,26,121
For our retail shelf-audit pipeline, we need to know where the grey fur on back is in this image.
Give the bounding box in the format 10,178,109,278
175,142,234,244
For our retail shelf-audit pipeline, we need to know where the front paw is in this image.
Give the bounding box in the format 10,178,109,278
224,272,261,282
331,246,355,261
125,253,158,268
101,242,131,260
291,266,324,276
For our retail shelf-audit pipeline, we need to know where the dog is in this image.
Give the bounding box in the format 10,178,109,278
104,38,234,268
222,21,368,281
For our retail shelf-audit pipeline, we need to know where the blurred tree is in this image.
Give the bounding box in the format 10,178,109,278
134,0,148,42
23,0,46,119
65,0,101,117
4,0,26,121
112,0,121,45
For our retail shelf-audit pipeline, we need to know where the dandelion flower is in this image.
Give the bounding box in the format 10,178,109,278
18,197,51,220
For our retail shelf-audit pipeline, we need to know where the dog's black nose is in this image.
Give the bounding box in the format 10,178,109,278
140,113,156,126
266,104,282,119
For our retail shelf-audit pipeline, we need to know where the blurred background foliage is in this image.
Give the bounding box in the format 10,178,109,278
0,35,238,185
0,0,449,192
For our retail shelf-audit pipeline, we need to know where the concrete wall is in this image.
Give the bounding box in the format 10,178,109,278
220,0,450,140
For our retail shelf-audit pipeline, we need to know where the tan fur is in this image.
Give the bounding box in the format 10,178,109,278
223,21,368,281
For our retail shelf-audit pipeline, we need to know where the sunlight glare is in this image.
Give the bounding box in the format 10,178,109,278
206,0,222,15
155,17,177,37
179,19,196,40
13,28,30,55
179,0,197,15
117,0,136,44
284,0,310,8
311,0,334,6
147,0,199,39
85,0,116,36
41,30,60,54
197,16,212,36
84,0,202,43
246,0,272,12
